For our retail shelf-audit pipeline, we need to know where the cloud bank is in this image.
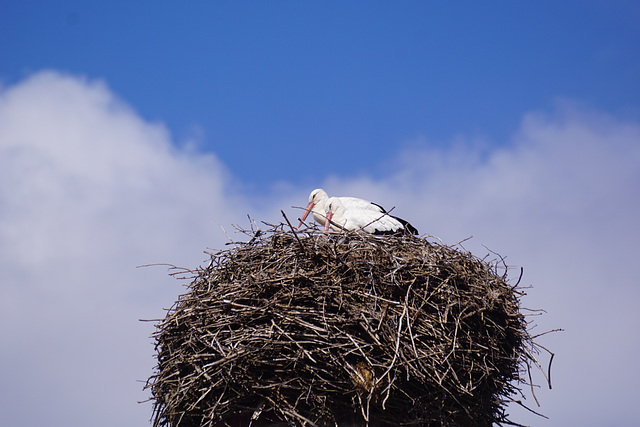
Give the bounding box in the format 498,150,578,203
0,71,248,426
319,103,640,425
1,71,638,426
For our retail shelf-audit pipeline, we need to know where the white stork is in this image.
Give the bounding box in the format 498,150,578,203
298,188,382,228
324,197,418,235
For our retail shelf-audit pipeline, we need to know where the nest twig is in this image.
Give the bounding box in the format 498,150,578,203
145,222,551,426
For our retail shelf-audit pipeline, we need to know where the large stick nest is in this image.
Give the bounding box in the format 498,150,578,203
146,222,546,426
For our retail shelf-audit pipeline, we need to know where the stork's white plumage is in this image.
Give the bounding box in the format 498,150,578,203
298,188,381,228
324,197,418,235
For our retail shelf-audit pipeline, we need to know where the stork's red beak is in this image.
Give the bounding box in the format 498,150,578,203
298,202,315,228
324,212,333,232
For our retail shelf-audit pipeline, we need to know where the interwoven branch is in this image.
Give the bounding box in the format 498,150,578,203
146,223,547,426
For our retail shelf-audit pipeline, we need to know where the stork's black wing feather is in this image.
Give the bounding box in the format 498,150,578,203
369,201,387,213
390,215,419,235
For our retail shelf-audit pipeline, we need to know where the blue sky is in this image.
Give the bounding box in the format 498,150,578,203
3,1,639,186
1,2,640,427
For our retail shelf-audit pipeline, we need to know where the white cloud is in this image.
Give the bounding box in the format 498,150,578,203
1,71,638,426
315,102,640,426
0,71,249,427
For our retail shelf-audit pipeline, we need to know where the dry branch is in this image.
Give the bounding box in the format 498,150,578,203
146,223,549,426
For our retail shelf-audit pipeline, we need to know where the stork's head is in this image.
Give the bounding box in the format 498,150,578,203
324,197,345,232
298,188,329,228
